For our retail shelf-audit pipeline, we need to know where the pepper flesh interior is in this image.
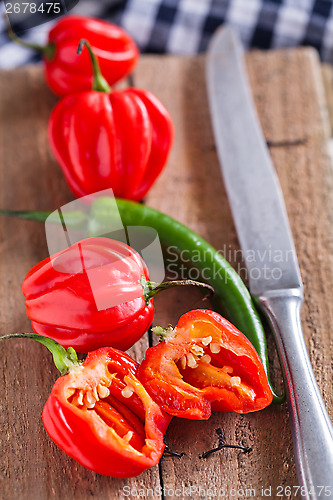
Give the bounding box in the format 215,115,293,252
68,365,146,452
176,323,257,402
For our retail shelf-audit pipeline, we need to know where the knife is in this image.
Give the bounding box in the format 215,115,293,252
206,26,333,498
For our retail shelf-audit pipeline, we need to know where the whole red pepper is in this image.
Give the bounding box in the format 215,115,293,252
0,334,171,477
22,237,212,353
48,40,173,201
7,15,139,96
138,309,273,419
22,237,153,352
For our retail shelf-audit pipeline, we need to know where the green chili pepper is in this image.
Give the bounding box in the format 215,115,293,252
0,198,284,403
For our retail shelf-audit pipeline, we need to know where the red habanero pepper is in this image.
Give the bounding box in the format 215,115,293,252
6,15,139,96
48,40,174,201
22,237,213,353
0,334,171,477
138,309,273,419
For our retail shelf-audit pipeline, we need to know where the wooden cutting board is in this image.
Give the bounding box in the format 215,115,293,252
0,48,332,500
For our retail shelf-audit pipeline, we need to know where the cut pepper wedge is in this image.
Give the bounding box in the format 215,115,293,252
138,309,273,419
42,346,171,477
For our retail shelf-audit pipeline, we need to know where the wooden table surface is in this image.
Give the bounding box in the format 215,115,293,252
0,48,332,500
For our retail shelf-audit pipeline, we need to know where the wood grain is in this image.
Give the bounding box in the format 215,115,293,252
0,48,332,499
321,64,333,136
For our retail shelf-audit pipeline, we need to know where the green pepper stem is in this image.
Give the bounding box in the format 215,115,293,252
4,13,55,59
151,325,175,342
0,209,88,228
77,39,111,93
0,333,81,376
141,277,215,303
0,209,52,222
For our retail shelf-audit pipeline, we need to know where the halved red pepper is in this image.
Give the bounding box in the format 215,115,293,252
1,334,171,477
138,309,273,419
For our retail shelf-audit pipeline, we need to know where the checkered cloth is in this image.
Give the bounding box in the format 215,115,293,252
1,0,333,68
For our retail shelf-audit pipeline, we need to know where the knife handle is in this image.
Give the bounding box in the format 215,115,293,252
256,288,333,499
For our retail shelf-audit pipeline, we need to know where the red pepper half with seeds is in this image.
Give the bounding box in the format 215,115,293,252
22,237,213,353
48,40,173,201
138,309,273,419
0,334,171,477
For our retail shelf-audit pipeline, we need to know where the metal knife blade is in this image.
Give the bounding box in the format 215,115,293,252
206,25,302,297
206,25,333,498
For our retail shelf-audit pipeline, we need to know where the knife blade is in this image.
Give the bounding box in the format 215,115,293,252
206,25,333,498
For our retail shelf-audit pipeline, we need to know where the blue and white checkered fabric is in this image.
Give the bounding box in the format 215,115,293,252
1,0,333,68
